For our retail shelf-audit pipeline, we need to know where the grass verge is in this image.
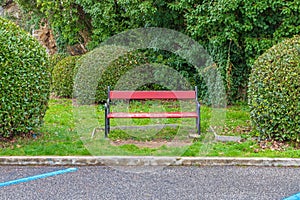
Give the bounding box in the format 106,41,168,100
0,98,299,157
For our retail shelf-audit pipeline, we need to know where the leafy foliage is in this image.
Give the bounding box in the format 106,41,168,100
74,46,204,104
16,0,92,50
248,35,300,142
74,46,149,104
48,53,68,73
51,55,80,98
97,51,151,103
76,0,183,49
171,0,300,102
14,0,300,102
0,17,50,138
74,45,130,104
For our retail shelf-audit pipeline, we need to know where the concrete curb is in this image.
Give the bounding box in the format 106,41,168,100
0,156,300,167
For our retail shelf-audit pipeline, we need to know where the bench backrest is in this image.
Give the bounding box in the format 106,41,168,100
108,87,198,100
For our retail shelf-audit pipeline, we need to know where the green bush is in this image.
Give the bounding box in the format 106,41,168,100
74,46,130,104
96,50,148,103
75,46,204,104
248,35,300,142
51,55,80,98
49,53,68,74
17,0,300,102
0,17,51,138
76,48,195,104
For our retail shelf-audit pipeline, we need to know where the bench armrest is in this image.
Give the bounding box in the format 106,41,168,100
105,97,110,113
196,101,200,109
105,98,110,110
196,100,201,119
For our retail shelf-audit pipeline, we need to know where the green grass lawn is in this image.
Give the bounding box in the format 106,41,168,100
0,98,299,157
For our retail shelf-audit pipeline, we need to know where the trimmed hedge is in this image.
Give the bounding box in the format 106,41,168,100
96,51,149,103
51,55,80,98
248,35,300,142
0,17,51,138
49,53,68,74
75,47,201,104
74,46,149,104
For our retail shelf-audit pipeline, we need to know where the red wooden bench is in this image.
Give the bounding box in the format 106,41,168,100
104,86,200,137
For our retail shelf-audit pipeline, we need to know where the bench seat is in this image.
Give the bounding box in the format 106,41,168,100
108,112,198,119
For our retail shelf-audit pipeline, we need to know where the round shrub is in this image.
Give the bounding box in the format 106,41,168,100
0,17,51,138
49,53,68,74
248,35,300,142
96,51,148,103
51,55,80,98
74,46,149,104
74,46,204,104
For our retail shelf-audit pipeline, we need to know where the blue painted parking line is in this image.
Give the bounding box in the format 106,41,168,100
0,168,77,188
284,192,300,200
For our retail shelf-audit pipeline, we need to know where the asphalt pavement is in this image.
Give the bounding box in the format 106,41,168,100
0,165,299,200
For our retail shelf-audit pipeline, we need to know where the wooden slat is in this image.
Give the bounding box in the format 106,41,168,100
107,112,198,118
110,91,195,100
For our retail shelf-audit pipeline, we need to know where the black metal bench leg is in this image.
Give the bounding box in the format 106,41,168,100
105,113,108,138
104,103,110,138
105,118,110,138
107,118,110,134
197,103,201,135
196,116,200,135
